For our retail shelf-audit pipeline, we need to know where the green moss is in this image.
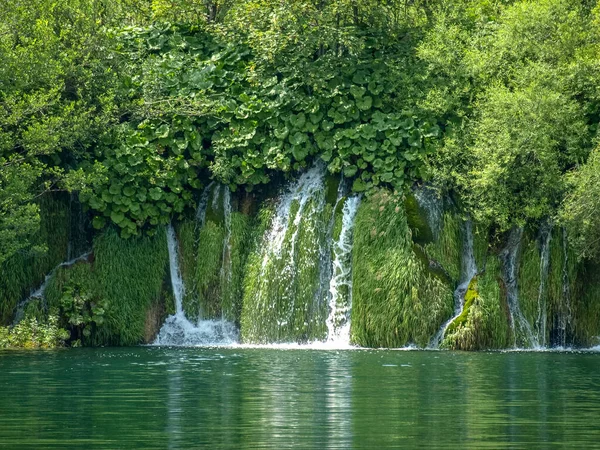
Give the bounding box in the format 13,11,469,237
222,212,250,323
404,193,434,244
445,277,479,335
442,256,511,350
194,221,226,320
241,193,330,343
517,229,542,335
0,193,70,324
351,190,454,348
473,224,489,270
572,260,600,346
424,212,461,283
546,228,577,345
89,227,170,346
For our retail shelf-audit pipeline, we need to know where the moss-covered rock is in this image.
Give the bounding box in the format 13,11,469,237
443,256,511,350
351,189,454,348
404,193,434,245
241,185,331,343
0,193,71,324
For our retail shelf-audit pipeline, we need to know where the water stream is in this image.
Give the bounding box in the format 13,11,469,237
536,223,552,347
500,227,539,349
245,163,328,342
326,195,360,345
154,224,238,346
13,251,91,325
413,185,444,240
430,220,478,348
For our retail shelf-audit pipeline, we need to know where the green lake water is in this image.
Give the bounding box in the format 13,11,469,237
1,347,600,449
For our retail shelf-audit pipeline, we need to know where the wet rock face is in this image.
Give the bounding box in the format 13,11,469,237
144,299,166,344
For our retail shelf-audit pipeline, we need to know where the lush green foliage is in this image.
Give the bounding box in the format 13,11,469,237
0,194,70,324
351,190,453,347
3,0,600,350
0,314,69,349
562,146,600,260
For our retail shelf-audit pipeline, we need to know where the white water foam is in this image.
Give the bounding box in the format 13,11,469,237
326,195,360,345
154,224,239,346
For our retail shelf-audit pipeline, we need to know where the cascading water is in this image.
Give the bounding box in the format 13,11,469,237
500,227,539,349
154,224,238,346
13,252,91,325
430,220,477,348
557,228,572,348
242,163,329,343
196,181,214,227
325,195,360,345
413,185,444,240
536,223,552,347
220,186,233,287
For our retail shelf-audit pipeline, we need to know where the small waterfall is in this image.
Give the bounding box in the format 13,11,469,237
167,224,185,316
536,223,552,347
325,195,361,345
244,163,328,342
557,228,572,347
196,181,214,227
430,220,477,348
413,185,444,240
154,224,238,346
262,164,326,268
220,186,233,286
500,227,539,348
13,252,91,325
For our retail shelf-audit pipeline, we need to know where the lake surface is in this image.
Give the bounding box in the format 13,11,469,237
1,347,600,449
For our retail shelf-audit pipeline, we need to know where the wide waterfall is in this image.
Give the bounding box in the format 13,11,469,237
241,163,330,343
154,224,238,346
430,219,478,348
500,227,539,348
326,195,360,345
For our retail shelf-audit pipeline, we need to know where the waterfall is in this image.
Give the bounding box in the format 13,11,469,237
196,181,214,227
429,220,477,348
325,195,361,345
154,224,238,346
220,186,233,287
13,252,91,325
262,164,326,268
557,228,572,348
413,185,443,240
500,227,539,348
536,223,552,347
243,163,329,343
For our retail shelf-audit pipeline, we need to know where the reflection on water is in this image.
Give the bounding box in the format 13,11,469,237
1,348,600,448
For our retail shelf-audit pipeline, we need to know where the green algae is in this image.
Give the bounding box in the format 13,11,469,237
424,212,461,284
